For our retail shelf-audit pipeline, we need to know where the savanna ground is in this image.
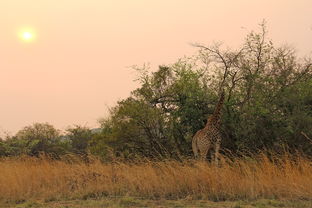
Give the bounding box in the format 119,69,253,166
2,197,312,208
1,153,312,208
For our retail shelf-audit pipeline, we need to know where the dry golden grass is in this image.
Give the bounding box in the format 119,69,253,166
0,153,312,202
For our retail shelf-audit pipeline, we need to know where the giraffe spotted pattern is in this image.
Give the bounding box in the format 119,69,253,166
192,91,224,162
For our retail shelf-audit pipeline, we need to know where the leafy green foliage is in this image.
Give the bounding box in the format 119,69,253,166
0,124,100,158
66,125,92,155
12,123,66,157
90,63,220,159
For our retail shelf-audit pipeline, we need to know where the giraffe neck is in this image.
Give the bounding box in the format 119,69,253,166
208,91,225,125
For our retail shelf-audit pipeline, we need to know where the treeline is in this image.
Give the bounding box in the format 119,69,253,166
1,24,312,159
0,124,93,158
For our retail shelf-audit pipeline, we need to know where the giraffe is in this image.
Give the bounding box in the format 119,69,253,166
192,90,225,163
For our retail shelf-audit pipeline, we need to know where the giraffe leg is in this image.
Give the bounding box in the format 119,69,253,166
192,137,199,159
202,149,208,161
214,140,221,165
199,145,209,161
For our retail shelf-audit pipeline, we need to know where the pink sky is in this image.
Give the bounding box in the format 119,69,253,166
0,0,311,134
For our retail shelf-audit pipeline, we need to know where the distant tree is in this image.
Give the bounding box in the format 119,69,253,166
16,123,59,141
88,119,116,160
0,139,6,157
66,125,92,155
14,122,64,157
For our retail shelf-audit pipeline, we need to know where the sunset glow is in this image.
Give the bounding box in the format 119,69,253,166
0,0,311,133
19,30,35,42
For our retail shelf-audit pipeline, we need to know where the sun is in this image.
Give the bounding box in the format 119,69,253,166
19,28,36,42
22,32,33,40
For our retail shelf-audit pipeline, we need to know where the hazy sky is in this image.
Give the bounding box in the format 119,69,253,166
0,0,311,134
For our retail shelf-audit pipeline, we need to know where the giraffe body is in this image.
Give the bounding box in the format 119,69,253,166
192,91,224,162
192,119,221,161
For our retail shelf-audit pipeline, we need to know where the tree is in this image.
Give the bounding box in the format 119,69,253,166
95,64,219,159
0,139,6,157
14,123,64,157
66,125,92,155
194,22,312,153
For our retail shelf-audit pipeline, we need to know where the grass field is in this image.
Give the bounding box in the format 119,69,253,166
0,153,312,207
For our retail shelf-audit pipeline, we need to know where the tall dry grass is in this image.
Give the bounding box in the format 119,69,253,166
0,153,312,201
